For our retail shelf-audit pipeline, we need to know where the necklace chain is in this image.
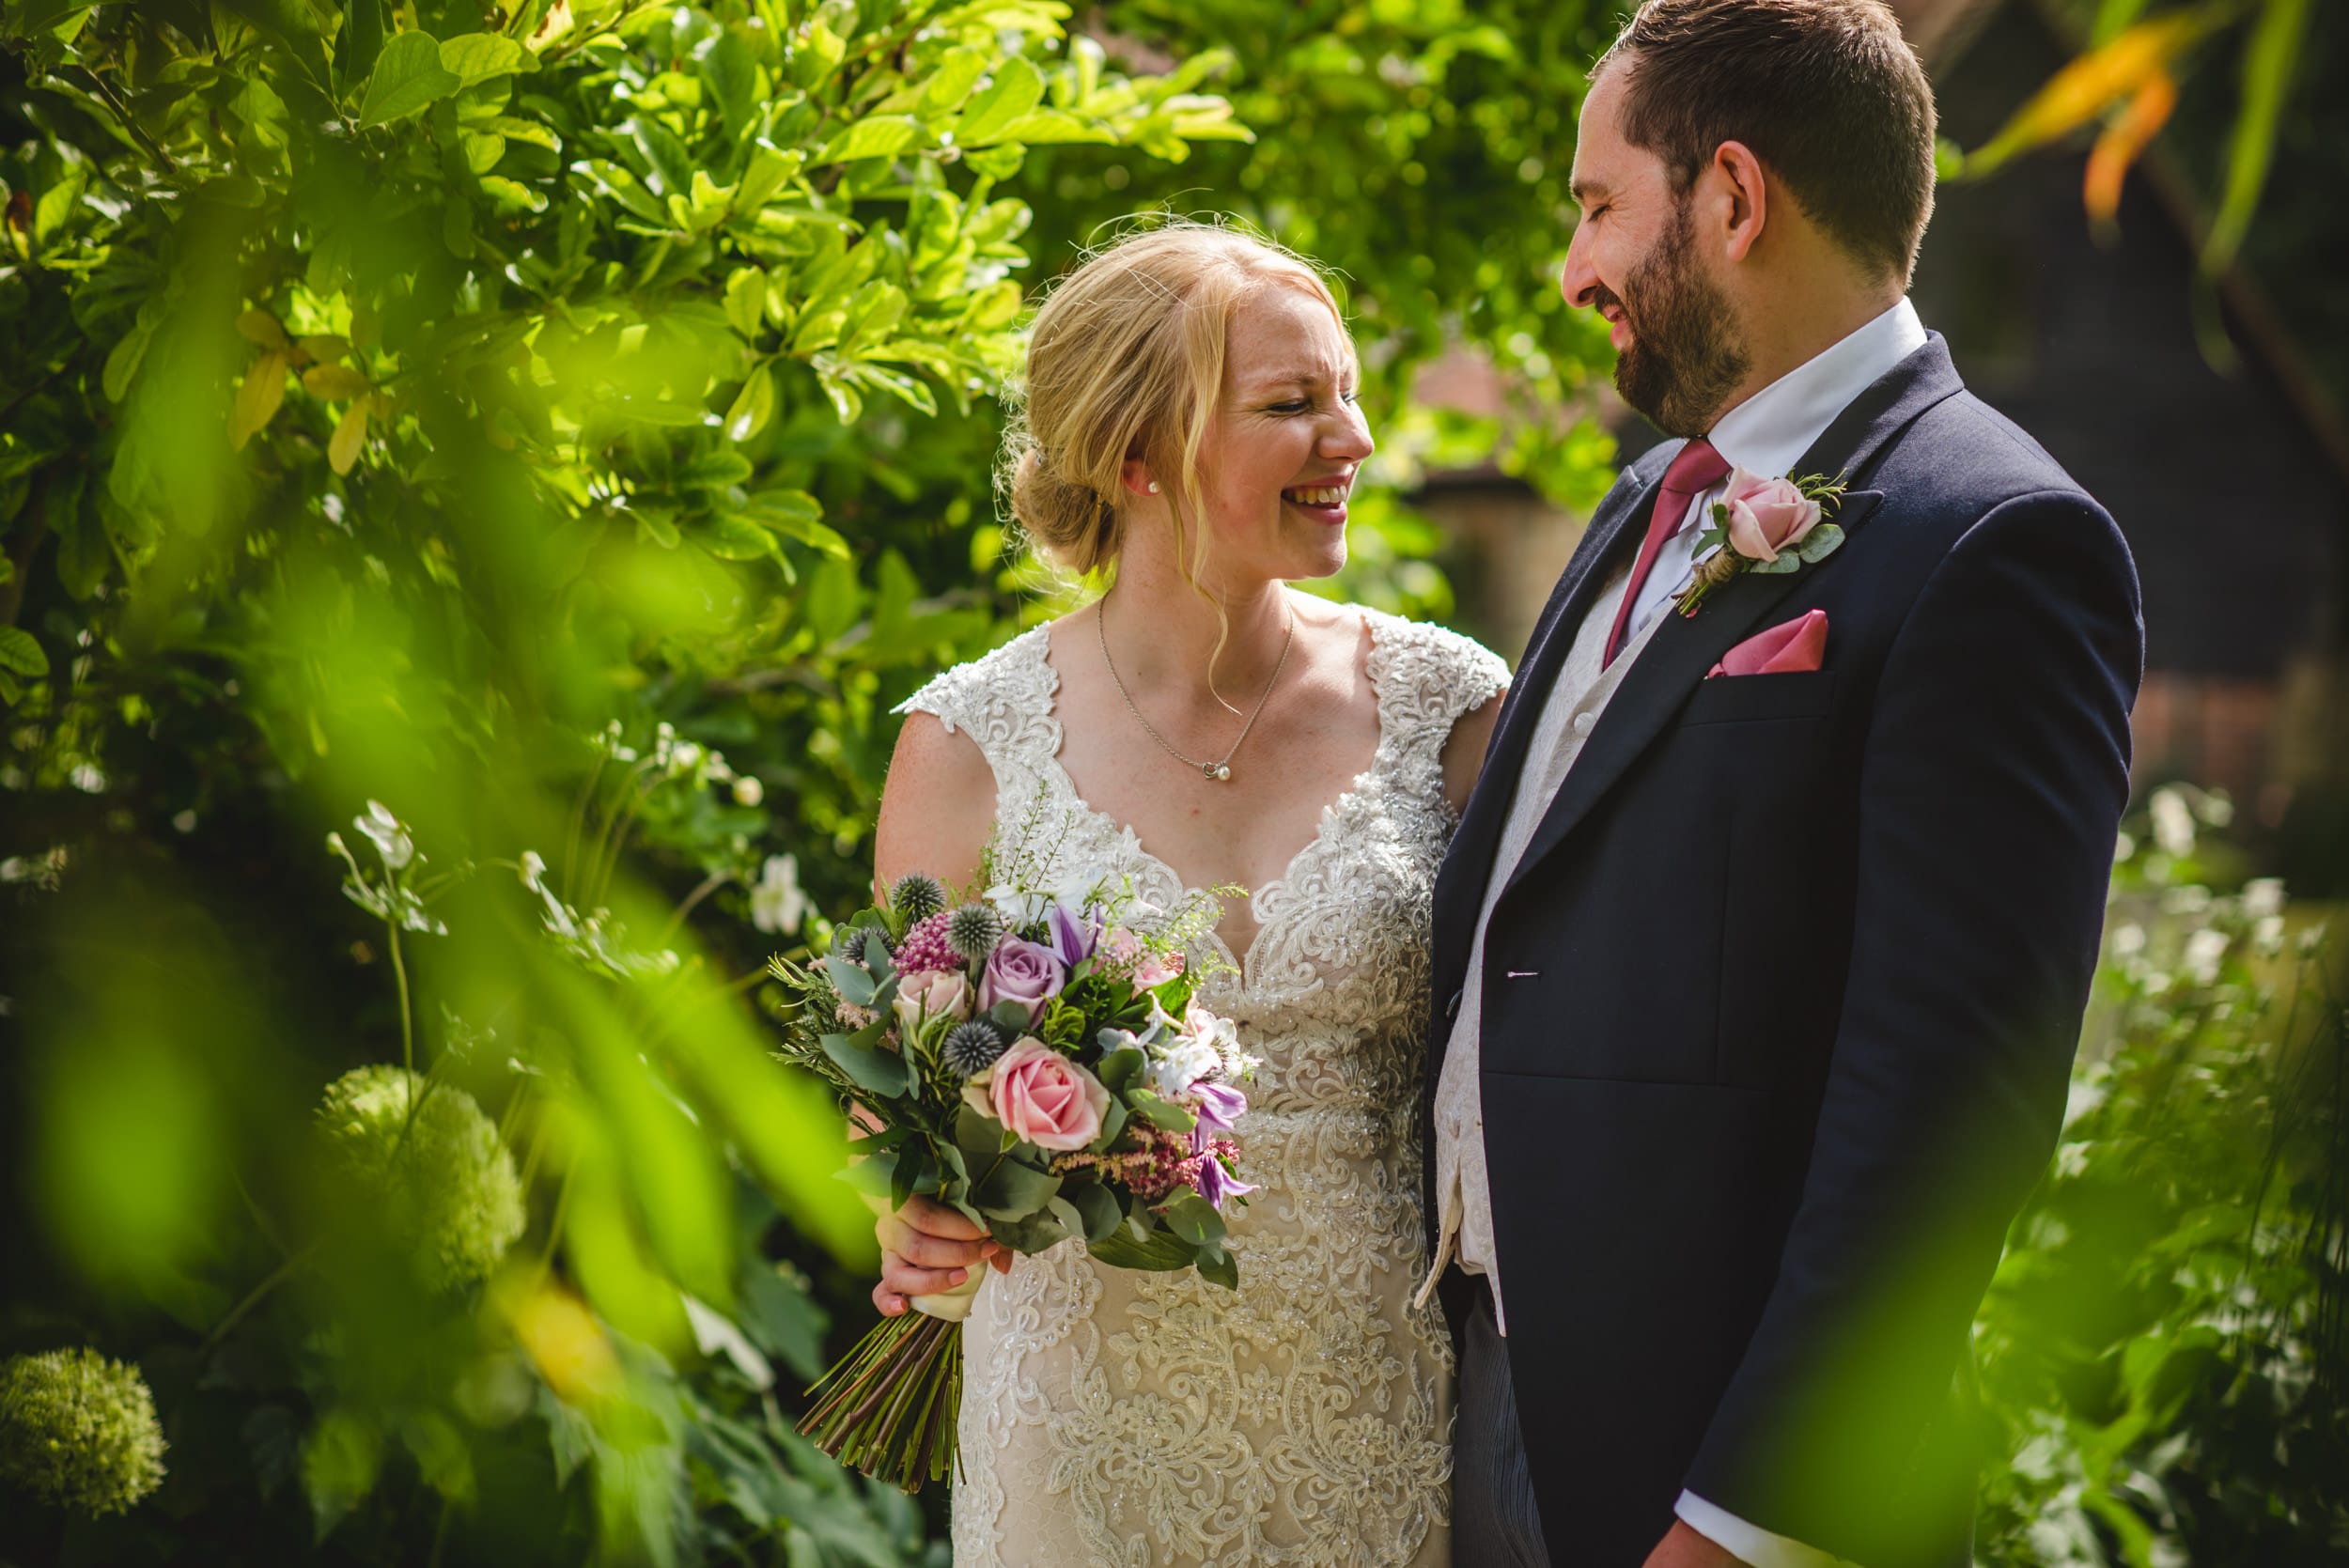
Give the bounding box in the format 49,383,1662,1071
1097,596,1295,784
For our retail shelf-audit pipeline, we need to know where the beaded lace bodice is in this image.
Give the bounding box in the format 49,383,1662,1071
897,605,1506,1568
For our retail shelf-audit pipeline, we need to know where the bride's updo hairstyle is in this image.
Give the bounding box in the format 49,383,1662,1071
1002,220,1347,582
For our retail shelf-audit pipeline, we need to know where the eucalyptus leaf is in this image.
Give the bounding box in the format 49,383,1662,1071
1160,1189,1225,1247
823,955,876,1007
820,1031,908,1097
1797,523,1844,564
1063,1180,1122,1243
972,1156,1061,1220
1095,1047,1144,1093
1087,1222,1197,1272
1194,1240,1239,1290
1128,1094,1196,1133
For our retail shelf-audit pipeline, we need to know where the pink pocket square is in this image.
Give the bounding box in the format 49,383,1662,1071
1707,609,1828,679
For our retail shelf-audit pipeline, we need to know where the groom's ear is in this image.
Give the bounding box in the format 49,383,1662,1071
1708,139,1769,265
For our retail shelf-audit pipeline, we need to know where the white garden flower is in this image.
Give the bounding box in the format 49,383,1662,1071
2148,788,2195,861
752,853,809,936
355,800,414,870
731,775,764,807
2240,878,2285,921
2182,927,2229,986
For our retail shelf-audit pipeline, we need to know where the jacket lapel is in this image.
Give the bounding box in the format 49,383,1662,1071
1496,336,1965,904
1435,453,1672,953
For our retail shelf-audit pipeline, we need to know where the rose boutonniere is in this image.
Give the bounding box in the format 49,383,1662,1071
1673,467,1852,618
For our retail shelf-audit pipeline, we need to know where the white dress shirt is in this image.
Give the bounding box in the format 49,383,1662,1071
1430,298,1927,1568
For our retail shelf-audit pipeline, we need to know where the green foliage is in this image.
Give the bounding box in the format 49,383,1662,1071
1974,786,2349,1566
0,0,1635,1558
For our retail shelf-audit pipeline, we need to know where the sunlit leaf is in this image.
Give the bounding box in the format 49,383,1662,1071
358,30,461,128
955,56,1045,147
1962,10,2206,179
231,349,289,450
2083,70,2176,230
328,399,368,474
2202,0,2310,272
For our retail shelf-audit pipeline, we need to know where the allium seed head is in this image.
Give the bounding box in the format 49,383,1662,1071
890,873,946,924
942,1019,1009,1078
945,902,1003,964
0,1348,166,1517
317,1065,526,1294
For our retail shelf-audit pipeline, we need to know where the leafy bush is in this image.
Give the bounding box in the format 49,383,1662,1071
0,1,1626,1562
1974,786,2348,1566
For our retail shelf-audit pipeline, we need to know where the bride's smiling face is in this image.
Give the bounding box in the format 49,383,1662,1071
1183,285,1374,587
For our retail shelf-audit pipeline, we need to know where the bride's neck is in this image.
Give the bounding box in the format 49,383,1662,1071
1097,546,1292,703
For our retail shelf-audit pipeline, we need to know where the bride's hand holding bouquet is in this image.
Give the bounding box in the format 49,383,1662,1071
768,861,1252,1489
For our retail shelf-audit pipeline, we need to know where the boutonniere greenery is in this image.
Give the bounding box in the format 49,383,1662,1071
1674,468,1851,618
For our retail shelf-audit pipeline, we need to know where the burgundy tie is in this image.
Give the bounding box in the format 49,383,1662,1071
1602,437,1731,667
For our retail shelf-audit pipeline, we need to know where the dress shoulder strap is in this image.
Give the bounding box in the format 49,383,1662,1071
893,626,1063,814
1362,609,1510,807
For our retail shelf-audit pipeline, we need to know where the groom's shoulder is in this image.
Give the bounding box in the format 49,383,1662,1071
1872,389,2138,607
1885,387,2095,517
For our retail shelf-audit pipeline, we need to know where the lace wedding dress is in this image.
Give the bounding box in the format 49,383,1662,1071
897,605,1507,1568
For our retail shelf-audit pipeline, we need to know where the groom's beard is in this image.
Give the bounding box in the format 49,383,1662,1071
1602,200,1749,438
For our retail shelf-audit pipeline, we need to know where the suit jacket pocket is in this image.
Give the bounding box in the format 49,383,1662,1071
1678,669,1837,727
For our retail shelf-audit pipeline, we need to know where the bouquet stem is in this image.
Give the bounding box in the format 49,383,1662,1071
799,1281,977,1491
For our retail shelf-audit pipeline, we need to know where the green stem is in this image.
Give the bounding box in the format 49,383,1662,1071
532,1161,578,1289
201,1247,312,1352
387,915,414,1077
658,868,733,943
561,751,608,902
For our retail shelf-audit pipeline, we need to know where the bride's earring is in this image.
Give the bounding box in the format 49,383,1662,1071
1146,481,1160,493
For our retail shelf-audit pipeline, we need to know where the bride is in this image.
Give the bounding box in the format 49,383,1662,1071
869,222,1507,1567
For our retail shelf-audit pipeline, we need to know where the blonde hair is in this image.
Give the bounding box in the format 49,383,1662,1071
1001,220,1349,597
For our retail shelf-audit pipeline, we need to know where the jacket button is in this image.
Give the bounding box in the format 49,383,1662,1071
1445,988,1462,1022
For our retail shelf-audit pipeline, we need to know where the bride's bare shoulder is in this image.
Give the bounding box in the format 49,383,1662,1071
878,710,992,894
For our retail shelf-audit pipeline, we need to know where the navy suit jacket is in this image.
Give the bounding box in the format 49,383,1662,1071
1424,337,2143,1567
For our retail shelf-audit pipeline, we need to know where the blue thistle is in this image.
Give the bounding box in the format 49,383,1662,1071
889,874,946,924
941,1019,1008,1078
945,902,1003,965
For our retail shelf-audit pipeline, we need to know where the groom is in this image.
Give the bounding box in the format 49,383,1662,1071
1427,3,2141,1567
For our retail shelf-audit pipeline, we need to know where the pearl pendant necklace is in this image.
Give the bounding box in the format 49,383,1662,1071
1097,598,1294,784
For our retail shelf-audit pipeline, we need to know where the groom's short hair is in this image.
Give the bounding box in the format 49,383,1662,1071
1600,0,1937,283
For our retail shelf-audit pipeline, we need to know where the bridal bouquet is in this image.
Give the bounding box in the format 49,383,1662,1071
769,861,1254,1489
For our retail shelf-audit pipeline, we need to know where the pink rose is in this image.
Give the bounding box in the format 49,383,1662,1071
1720,468,1823,565
977,1039,1108,1151
891,969,971,1037
978,936,1066,1024
1132,951,1184,989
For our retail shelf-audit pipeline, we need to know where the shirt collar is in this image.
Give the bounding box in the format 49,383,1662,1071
1704,297,1928,482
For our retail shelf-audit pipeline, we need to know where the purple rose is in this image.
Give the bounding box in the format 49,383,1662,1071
1190,1080,1247,1136
978,936,1067,1024
1046,900,1101,968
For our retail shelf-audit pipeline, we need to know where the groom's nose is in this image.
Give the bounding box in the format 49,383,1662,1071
1560,225,1602,311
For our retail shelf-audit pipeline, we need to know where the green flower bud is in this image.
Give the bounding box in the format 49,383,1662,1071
0,1348,167,1516
317,1066,526,1293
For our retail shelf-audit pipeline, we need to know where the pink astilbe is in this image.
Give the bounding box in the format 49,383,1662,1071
894,910,960,976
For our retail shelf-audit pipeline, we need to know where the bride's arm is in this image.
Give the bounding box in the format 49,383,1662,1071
863,710,1005,1315
1439,689,1507,817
